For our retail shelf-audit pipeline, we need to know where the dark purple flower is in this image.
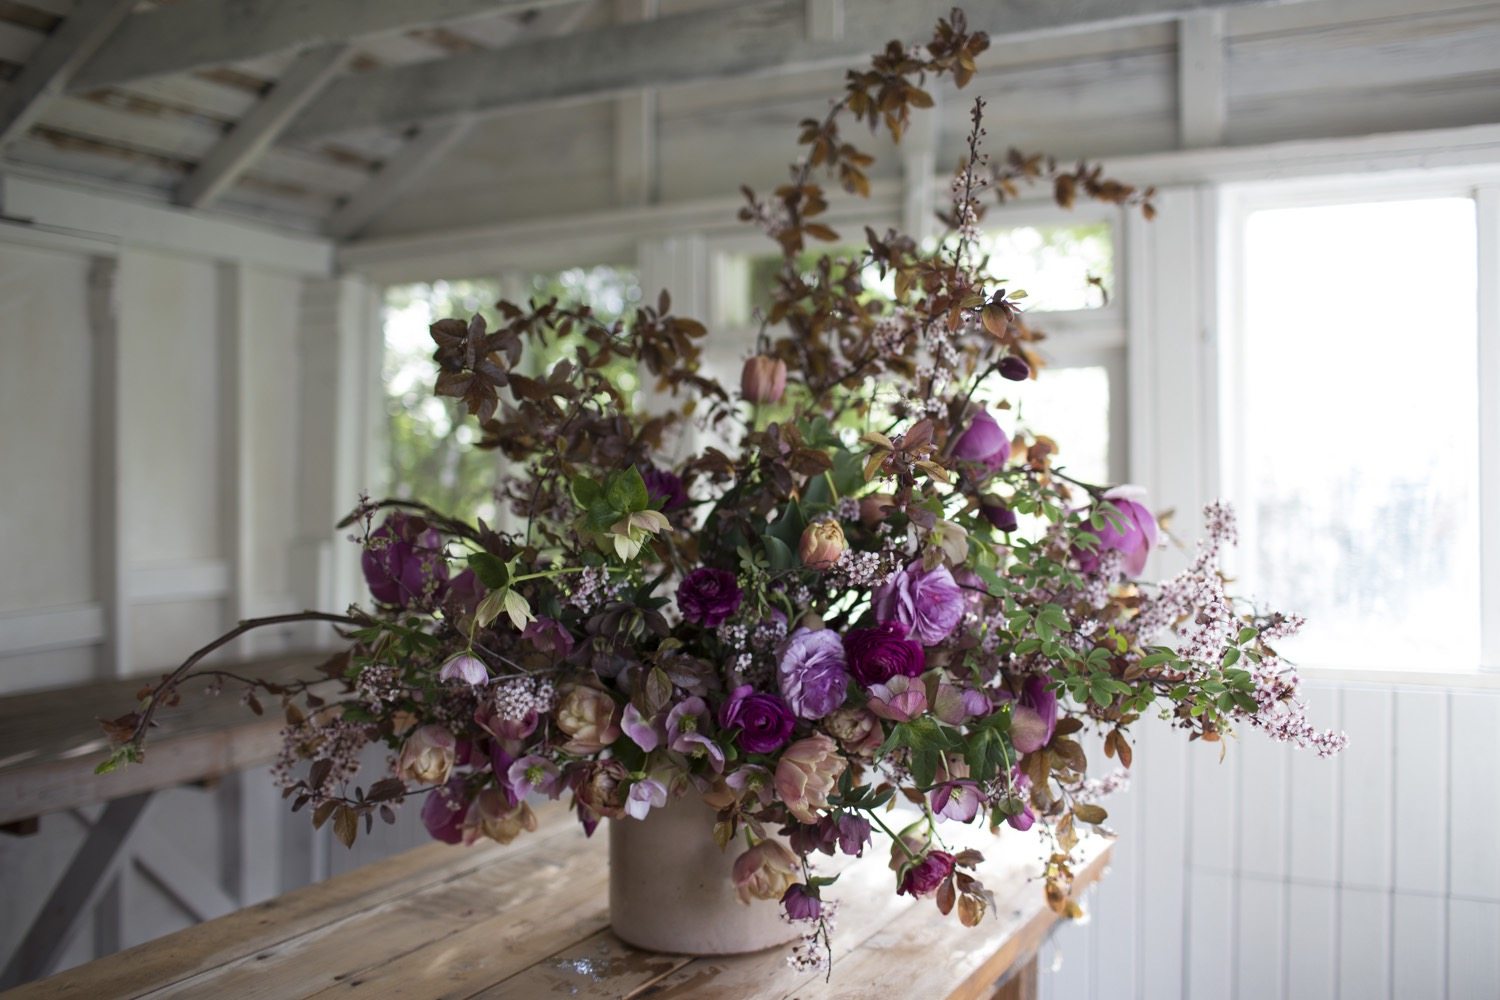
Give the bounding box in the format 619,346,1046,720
788,819,837,857
444,568,484,616
642,466,689,511
361,513,448,608
842,621,925,687
777,628,850,720
781,883,823,921
421,778,468,844
719,684,796,753
872,561,966,646
1005,676,1058,754
999,355,1031,381
898,850,955,897
836,814,871,856
981,497,1019,533
521,617,575,657
1077,486,1159,577
677,567,743,628
951,408,1011,472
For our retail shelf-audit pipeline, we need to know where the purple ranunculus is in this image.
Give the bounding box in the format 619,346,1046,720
781,883,822,921
1079,485,1159,578
951,408,1011,473
521,617,574,657
642,465,689,511
718,684,796,754
421,778,469,844
898,850,956,897
872,561,966,646
1006,676,1058,754
677,567,743,628
777,628,850,720
361,513,449,608
842,621,925,687
439,653,488,686
666,697,725,772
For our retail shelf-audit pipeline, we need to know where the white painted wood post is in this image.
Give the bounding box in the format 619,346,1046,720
87,255,128,679
1176,11,1226,150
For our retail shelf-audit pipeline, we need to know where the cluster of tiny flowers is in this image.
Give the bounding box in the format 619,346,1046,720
752,617,789,650
835,496,862,522
272,717,370,802
355,662,404,710
784,900,838,974
1244,655,1348,757
1136,502,1240,658
564,565,613,613
1066,768,1132,805
1080,549,1125,609
828,548,894,590
717,621,750,651
491,674,556,723
872,316,907,356
1259,612,1306,643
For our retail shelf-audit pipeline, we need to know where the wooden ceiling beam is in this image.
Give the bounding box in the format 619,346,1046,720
0,0,137,151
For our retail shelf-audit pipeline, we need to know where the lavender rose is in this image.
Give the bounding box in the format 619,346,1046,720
951,407,1011,472
361,513,449,608
777,628,850,720
1079,485,1159,577
677,567,743,627
642,465,689,511
842,621,925,687
872,561,966,646
718,684,796,754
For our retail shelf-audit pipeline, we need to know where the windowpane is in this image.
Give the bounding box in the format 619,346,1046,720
975,221,1113,313
1237,198,1479,669
1004,365,1112,487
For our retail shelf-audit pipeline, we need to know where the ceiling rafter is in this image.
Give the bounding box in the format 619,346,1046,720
0,0,137,151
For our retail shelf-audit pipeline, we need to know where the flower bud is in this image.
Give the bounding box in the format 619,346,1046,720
397,725,456,785
798,519,847,571
998,355,1031,381
741,355,787,404
554,684,622,754
981,497,1018,533
732,840,798,903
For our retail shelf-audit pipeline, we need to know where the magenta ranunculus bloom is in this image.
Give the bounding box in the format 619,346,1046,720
1007,675,1058,754
642,465,689,511
951,408,1011,472
777,628,850,720
781,883,822,921
842,621,925,687
362,513,449,608
1078,485,1159,578
898,850,955,897
719,684,796,754
677,567,744,627
421,778,468,844
872,561,966,646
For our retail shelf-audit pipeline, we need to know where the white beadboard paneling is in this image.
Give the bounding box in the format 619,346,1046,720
1339,688,1395,890
1189,737,1236,873
1091,756,1139,994
1187,871,1235,1000
1235,875,1285,999
1448,898,1500,1000
1392,893,1447,1000
1238,735,1290,879
1042,900,1094,1000
1136,720,1188,1000
1393,689,1448,893
1285,882,1338,1000
1338,886,1392,1000
1448,692,1500,901
1287,682,1342,882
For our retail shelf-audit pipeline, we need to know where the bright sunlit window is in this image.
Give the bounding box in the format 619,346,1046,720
1230,195,1481,670
975,220,1114,312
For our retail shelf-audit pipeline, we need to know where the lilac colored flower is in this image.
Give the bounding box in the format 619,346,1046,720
898,850,955,897
865,675,928,722
421,778,468,844
981,497,1019,533
642,466,689,511
951,408,1011,472
718,684,796,753
872,561,966,646
1078,485,1159,578
842,621,925,687
677,567,743,627
506,754,563,800
361,513,449,608
624,777,669,820
521,617,574,657
621,702,665,752
439,653,488,686
725,764,775,807
836,814,872,856
931,683,978,725
1005,676,1058,754
930,780,982,822
781,883,822,921
777,628,850,720
666,697,725,772
1006,767,1036,831
475,701,538,744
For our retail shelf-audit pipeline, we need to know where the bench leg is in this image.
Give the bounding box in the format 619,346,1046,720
993,954,1039,1000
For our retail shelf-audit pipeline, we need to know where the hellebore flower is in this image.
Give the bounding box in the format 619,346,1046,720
823,705,884,756
898,850,956,897
397,725,456,785
842,621,925,687
774,734,847,823
1005,676,1058,754
718,685,796,754
521,617,574,657
677,567,744,628
950,408,1011,473
741,355,788,404
606,509,670,561
421,778,468,844
621,701,666,752
1080,485,1159,578
781,883,823,921
732,840,798,903
361,513,448,608
438,653,488,687
462,788,538,845
724,764,776,808
865,675,928,722
624,777,669,820
506,754,563,800
666,697,725,772
872,561,966,646
799,520,847,571
777,628,850,720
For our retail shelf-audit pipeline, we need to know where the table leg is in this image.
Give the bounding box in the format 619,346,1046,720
993,954,1039,1000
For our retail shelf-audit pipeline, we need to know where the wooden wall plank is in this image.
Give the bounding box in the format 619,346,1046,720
1392,893,1447,1000
1285,882,1338,1000
1235,876,1285,999
1393,690,1448,894
1337,886,1391,1000
1448,898,1500,999
1287,683,1341,883
1448,692,1500,902
1186,871,1234,1000
1339,688,1394,890
1134,720,1188,1000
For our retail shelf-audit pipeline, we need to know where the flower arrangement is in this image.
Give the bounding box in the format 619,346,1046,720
101,8,1344,972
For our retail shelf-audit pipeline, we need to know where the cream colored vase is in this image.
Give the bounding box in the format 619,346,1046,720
609,794,800,955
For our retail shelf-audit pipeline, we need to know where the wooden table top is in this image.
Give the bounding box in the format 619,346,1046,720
0,652,328,825
6,801,1112,1000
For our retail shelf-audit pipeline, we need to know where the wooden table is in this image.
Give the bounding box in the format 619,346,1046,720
5,801,1112,1000
0,653,328,986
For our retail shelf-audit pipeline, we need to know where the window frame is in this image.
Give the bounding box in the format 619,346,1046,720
1217,172,1500,674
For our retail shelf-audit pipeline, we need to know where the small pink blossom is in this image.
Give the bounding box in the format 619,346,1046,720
865,675,927,722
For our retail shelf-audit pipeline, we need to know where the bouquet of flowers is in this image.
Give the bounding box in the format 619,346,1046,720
102,8,1343,970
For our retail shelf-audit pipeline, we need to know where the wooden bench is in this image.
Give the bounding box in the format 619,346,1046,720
0,653,327,986
4,799,1112,999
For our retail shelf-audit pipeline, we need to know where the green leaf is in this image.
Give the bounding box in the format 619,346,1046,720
763,535,796,574
467,552,511,590
605,466,651,513
1221,648,1241,668
571,476,603,508
766,499,807,549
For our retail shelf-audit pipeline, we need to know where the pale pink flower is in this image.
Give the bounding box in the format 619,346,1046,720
774,733,847,823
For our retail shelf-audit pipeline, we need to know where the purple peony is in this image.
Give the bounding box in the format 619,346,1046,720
421,778,469,844
718,684,796,754
677,567,743,627
898,850,955,897
642,465,689,511
872,561,966,646
951,408,1011,472
842,621,925,687
1078,485,1159,578
777,628,850,720
1006,676,1058,754
361,513,448,608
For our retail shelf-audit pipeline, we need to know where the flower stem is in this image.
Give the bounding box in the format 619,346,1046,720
865,808,919,861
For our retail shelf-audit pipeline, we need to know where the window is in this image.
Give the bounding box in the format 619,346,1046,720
1224,192,1489,671
973,220,1114,313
